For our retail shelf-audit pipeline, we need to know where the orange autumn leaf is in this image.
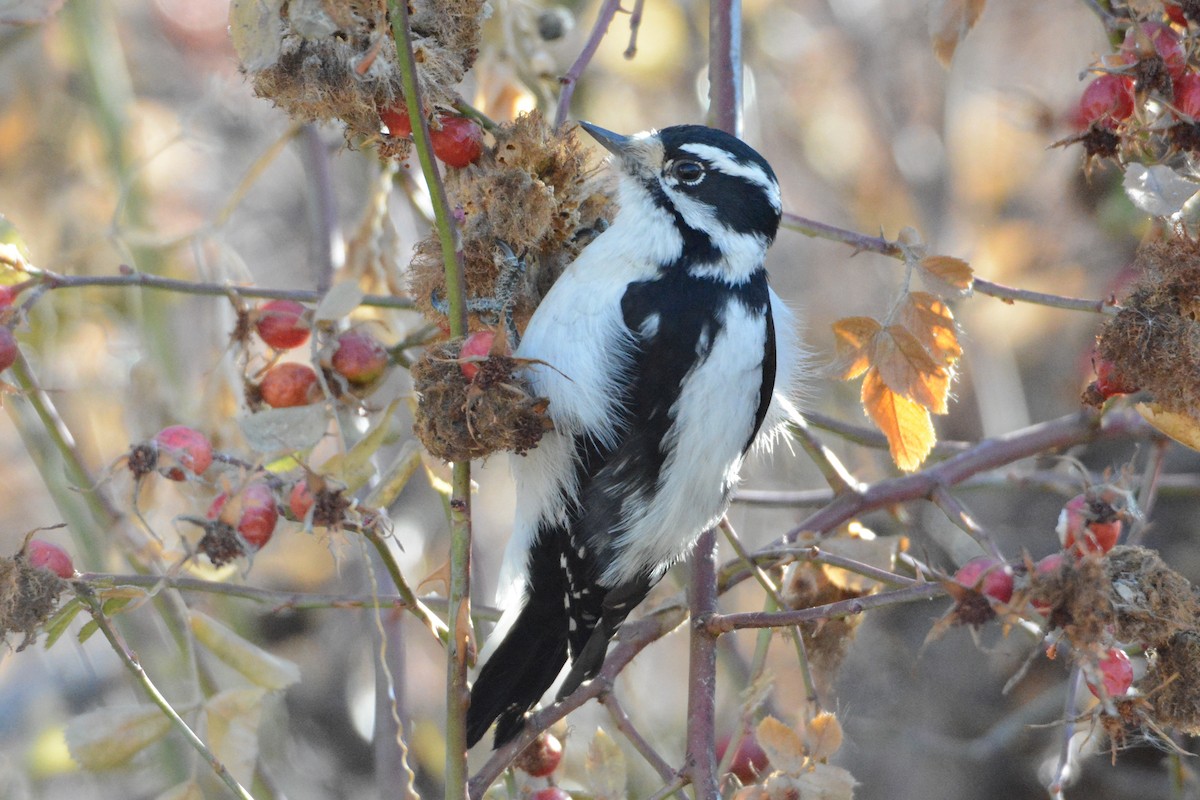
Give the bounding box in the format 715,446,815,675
918,254,974,296
862,368,936,472
872,325,952,415
898,292,962,366
828,316,882,380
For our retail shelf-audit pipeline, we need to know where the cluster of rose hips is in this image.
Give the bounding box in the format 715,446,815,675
949,487,1135,699
250,300,390,409
123,418,353,567
378,103,484,168
1071,10,1200,159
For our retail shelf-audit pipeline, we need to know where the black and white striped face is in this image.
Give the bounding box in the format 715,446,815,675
579,123,782,281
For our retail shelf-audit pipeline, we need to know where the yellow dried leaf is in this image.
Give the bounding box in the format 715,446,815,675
929,0,987,67
861,369,936,472
918,254,974,295
190,610,301,690
585,727,627,800
1136,403,1200,452
872,325,952,414
828,316,882,380
65,705,171,770
205,688,266,788
755,716,807,774
804,712,844,761
898,292,962,366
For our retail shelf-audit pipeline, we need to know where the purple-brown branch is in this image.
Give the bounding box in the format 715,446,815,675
467,610,686,798
554,0,623,128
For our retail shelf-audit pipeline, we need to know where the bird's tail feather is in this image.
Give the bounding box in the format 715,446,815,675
466,593,569,748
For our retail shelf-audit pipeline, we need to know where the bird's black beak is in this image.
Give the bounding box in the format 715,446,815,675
578,121,634,157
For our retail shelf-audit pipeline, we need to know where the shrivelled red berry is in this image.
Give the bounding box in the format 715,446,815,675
1087,647,1134,699
379,103,414,138
1058,493,1122,557
255,300,310,350
331,331,389,387
459,330,497,380
153,425,214,481
430,115,484,168
953,557,1014,603
0,326,18,372
515,732,563,778
288,481,314,520
26,539,74,579
259,362,320,408
207,481,279,552
1078,75,1135,130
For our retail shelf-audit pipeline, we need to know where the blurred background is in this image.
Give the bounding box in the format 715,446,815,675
0,1,1196,799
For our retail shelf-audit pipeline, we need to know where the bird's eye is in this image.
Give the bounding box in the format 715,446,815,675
670,160,705,184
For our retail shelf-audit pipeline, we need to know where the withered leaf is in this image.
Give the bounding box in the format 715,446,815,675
755,716,808,774
898,291,962,366
585,727,627,800
804,712,845,761
862,368,936,472
828,316,882,380
872,325,952,415
929,0,987,67
918,254,974,296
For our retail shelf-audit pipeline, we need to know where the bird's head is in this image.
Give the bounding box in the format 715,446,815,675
579,122,782,278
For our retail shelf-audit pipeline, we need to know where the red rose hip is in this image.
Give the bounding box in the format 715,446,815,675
255,300,310,350
208,481,279,551
26,539,74,578
153,425,214,481
331,331,388,387
429,115,484,168
953,556,1014,603
259,362,319,408
1078,75,1135,130
1087,647,1133,699
459,330,498,380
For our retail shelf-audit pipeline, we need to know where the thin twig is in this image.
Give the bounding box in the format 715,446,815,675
601,694,678,784
930,485,1005,562
75,572,503,619
298,124,343,293
777,410,1149,549
685,528,721,797
34,268,414,309
468,609,687,798
624,0,646,59
788,415,863,495
363,525,450,644
77,586,255,800
709,581,945,633
645,773,691,800
1048,666,1083,799
719,519,819,707
779,213,1116,314
554,0,623,128
802,410,973,455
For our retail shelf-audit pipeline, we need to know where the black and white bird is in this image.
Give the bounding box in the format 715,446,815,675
465,122,804,749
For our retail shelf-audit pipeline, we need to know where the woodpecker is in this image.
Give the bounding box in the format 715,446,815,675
465,122,804,749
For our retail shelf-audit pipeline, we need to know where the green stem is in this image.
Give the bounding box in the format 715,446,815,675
78,587,255,800
363,527,451,643
387,5,473,794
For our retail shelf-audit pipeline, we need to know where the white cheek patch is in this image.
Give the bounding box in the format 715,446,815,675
678,142,781,213
667,190,769,285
